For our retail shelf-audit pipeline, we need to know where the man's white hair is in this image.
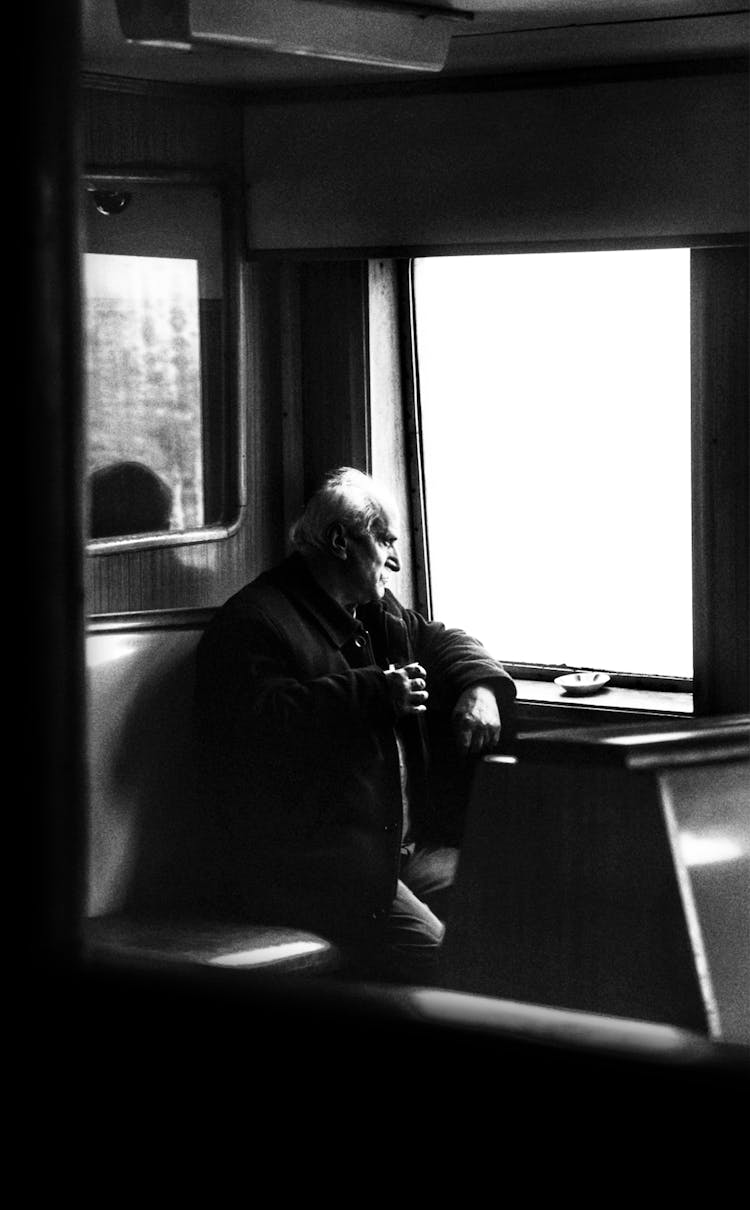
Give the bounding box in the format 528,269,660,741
289,467,396,554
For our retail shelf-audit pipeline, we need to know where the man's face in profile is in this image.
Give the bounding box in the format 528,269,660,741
345,507,401,605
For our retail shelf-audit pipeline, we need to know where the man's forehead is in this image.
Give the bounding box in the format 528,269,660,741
373,504,399,536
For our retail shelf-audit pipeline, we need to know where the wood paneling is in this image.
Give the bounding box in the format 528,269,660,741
85,534,249,614
83,84,244,170
279,263,305,541
83,81,260,615
692,247,750,715
299,260,370,497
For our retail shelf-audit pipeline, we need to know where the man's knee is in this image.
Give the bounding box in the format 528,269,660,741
387,879,445,945
337,872,452,984
400,844,459,926
401,844,459,896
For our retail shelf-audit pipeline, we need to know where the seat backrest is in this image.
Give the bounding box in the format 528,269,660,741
87,623,227,918
440,720,750,1044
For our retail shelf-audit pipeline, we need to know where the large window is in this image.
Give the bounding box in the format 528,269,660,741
412,248,692,680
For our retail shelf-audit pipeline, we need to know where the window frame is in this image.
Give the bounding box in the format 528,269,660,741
400,238,749,718
83,167,246,556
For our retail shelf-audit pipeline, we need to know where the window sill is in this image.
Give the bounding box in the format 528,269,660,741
515,678,693,725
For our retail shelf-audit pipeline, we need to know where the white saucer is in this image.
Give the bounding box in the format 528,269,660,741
554,671,611,696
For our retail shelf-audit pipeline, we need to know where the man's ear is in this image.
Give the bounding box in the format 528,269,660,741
327,522,348,561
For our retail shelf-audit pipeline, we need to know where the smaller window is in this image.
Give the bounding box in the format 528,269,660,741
85,253,204,536
82,175,240,549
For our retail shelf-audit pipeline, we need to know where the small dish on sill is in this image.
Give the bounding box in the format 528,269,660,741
553,671,611,696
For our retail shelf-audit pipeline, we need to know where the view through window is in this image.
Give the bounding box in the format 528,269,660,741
84,252,205,537
412,249,692,678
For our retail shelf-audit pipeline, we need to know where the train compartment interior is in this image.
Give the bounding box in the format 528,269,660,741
25,1,750,1111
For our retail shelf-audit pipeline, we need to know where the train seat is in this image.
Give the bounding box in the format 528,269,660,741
440,718,750,1044
85,619,341,976
83,914,340,974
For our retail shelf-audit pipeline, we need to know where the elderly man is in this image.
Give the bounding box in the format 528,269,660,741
195,467,515,981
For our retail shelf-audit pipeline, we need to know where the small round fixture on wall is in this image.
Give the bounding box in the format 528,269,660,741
90,189,132,216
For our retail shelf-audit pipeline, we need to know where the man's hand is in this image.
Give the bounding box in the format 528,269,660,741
451,683,501,756
385,662,429,718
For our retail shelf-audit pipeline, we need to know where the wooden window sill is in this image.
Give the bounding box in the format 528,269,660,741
514,678,693,725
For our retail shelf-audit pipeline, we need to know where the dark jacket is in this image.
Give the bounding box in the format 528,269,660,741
195,553,515,944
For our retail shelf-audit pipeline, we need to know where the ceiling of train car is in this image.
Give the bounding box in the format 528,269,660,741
83,0,750,89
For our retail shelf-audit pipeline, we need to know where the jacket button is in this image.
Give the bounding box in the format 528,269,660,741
384,822,396,832
353,636,366,649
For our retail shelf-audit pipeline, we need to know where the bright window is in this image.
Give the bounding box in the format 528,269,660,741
412,249,692,679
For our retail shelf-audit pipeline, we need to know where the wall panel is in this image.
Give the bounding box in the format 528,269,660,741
299,261,370,498
83,84,244,169
692,247,750,715
83,82,265,616
243,71,748,252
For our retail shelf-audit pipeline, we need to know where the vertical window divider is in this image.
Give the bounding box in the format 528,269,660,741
397,258,432,620
690,244,750,716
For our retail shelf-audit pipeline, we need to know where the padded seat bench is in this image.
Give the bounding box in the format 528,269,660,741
86,621,343,980
84,914,342,975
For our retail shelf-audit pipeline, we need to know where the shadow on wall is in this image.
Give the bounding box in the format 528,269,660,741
87,627,233,920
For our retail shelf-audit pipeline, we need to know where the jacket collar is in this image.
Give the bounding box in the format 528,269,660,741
275,552,366,650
